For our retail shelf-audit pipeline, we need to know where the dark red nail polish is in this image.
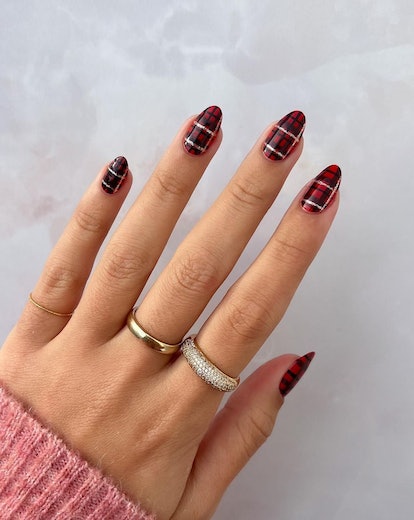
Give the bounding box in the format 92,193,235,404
263,110,305,161
102,156,129,194
301,165,341,213
279,352,315,397
183,106,222,156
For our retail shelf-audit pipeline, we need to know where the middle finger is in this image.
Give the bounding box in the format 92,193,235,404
75,106,223,340
133,111,306,346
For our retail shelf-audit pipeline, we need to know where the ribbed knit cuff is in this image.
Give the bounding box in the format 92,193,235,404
0,386,156,519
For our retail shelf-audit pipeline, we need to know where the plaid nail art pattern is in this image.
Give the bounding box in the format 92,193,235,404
301,165,341,213
279,352,315,397
184,106,222,155
102,156,129,194
263,111,306,161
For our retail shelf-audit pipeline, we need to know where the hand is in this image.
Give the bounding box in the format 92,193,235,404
0,107,340,519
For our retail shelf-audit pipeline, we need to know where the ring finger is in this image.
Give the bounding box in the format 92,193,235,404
126,111,306,359
173,165,341,402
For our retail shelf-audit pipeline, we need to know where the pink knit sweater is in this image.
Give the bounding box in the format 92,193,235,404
0,386,156,519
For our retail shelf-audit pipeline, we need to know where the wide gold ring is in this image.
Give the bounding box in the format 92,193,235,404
126,307,181,355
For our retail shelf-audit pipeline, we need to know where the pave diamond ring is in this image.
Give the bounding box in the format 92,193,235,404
180,336,240,392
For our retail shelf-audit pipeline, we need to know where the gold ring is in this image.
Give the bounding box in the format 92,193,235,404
29,293,74,317
180,336,240,392
126,307,181,355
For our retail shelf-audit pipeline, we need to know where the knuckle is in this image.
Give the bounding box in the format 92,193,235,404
228,177,267,211
152,167,189,200
225,296,273,342
41,261,81,291
73,206,105,236
272,233,310,265
241,409,275,456
101,248,150,282
171,251,220,295
226,402,275,461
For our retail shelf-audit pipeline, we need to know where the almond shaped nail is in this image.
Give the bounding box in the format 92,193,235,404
183,105,222,156
263,110,306,161
102,156,129,194
279,352,315,397
301,165,341,213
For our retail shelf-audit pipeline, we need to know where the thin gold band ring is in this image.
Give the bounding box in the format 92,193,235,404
29,293,74,317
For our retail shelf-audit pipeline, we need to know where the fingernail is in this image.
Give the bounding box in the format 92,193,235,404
301,165,341,213
279,352,315,397
183,105,222,156
263,110,306,161
102,156,129,194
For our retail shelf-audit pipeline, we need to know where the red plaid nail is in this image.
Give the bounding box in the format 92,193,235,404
102,156,128,194
263,111,305,161
183,106,222,155
301,165,341,213
279,352,315,397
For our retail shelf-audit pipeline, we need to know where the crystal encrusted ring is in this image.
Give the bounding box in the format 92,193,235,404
180,336,240,392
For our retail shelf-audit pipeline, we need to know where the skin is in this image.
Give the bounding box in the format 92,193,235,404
0,114,339,519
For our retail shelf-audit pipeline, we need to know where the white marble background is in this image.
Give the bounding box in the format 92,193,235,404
1,1,414,518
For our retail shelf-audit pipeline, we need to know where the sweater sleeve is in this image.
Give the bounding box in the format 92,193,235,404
0,386,156,520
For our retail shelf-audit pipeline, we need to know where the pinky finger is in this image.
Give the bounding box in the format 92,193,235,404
15,157,131,345
172,354,315,520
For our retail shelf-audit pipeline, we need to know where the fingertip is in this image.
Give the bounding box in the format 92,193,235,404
100,156,130,196
300,164,341,214
278,352,316,397
238,353,316,405
261,110,306,163
280,164,341,242
182,105,223,157
229,355,299,410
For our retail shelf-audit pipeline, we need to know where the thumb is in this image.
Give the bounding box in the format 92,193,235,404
173,352,315,520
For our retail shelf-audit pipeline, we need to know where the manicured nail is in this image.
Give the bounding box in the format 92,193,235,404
279,352,315,397
102,156,129,194
263,110,306,161
183,105,222,156
301,165,341,213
